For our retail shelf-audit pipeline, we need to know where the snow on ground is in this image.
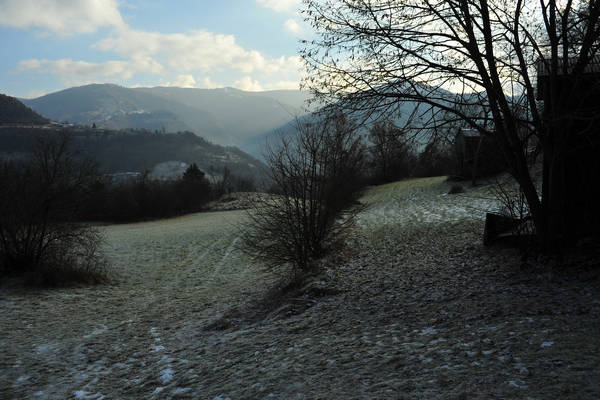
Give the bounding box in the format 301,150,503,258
357,177,499,230
1,209,274,399
2,176,599,399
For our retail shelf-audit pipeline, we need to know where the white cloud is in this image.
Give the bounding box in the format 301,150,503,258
256,0,301,13
95,27,303,80
9,2,304,91
165,74,224,89
234,76,264,91
19,57,163,80
233,77,300,91
201,77,221,89
264,80,300,90
23,89,47,99
167,74,197,88
0,0,125,34
284,18,302,34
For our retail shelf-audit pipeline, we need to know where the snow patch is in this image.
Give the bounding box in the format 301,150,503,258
34,344,53,353
508,380,528,389
74,390,104,399
160,368,174,384
159,355,176,364
541,341,554,348
420,327,437,335
152,387,164,395
84,325,108,339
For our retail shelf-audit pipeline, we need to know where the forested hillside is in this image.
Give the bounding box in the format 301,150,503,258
0,94,48,125
0,126,267,181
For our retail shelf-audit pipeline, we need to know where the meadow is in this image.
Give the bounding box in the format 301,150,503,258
1,177,599,399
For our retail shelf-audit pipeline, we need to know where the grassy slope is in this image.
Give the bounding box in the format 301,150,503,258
1,177,599,399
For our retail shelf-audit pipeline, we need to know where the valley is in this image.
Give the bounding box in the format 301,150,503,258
21,85,313,152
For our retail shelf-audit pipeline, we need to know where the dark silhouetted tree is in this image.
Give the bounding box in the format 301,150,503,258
179,163,211,212
368,121,415,182
301,0,600,246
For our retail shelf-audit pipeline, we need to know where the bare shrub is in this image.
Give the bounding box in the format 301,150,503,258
241,112,366,280
0,134,109,286
490,176,536,239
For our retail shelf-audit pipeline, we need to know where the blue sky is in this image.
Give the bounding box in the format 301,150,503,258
0,0,308,98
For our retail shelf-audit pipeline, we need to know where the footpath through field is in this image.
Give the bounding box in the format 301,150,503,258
1,177,599,399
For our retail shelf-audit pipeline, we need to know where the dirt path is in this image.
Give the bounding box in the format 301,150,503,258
2,178,599,399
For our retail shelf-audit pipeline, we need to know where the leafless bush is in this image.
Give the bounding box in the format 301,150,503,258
491,176,536,238
241,112,366,280
0,134,109,286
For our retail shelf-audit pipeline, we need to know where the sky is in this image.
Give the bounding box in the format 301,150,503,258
0,0,309,98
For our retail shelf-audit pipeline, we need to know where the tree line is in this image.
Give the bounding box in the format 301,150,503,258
81,163,255,223
0,134,254,285
366,121,456,184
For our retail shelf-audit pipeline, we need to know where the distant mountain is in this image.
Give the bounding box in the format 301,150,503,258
136,86,311,142
0,94,49,125
241,95,439,158
22,84,313,147
21,84,224,140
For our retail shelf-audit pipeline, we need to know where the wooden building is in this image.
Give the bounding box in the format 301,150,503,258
455,128,505,183
537,56,600,241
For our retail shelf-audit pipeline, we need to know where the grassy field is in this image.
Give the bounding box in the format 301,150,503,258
1,176,599,399
1,208,276,400
102,209,266,295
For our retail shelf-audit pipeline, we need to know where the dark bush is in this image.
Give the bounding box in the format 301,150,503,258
80,163,217,223
241,112,367,279
0,135,109,285
414,141,457,178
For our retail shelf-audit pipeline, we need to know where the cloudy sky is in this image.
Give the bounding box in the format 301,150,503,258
0,0,308,98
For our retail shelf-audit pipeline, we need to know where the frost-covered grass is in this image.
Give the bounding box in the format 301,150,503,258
355,176,500,255
100,209,269,297
358,176,499,230
1,209,276,400
2,177,599,399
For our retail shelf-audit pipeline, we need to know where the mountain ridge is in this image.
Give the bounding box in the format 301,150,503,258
21,84,312,148
0,94,268,182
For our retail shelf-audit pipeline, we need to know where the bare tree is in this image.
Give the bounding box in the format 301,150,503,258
0,134,108,285
301,0,600,246
241,112,366,279
368,121,415,182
